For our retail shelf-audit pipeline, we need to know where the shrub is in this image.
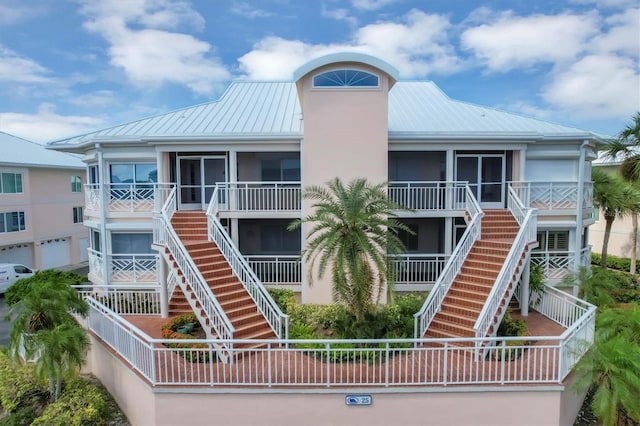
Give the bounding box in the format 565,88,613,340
160,314,214,363
591,253,632,272
268,289,296,314
0,351,47,413
4,270,86,306
31,377,106,426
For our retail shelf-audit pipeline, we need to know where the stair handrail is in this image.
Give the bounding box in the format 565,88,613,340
158,187,235,341
206,185,289,339
473,186,537,339
414,185,483,338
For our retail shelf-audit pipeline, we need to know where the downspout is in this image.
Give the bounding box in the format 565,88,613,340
96,143,109,288
574,140,589,296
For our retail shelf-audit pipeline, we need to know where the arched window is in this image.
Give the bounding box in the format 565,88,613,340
312,69,379,88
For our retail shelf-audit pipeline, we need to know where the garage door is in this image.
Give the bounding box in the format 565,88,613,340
0,244,34,267
40,239,71,270
79,238,89,262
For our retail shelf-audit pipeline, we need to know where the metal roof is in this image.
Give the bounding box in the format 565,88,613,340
0,132,84,169
48,80,601,149
293,52,399,82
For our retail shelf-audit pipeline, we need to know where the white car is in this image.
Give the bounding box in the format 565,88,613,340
0,263,36,294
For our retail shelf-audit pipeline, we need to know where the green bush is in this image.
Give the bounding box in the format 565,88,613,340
0,352,47,413
4,270,86,306
31,377,106,426
497,311,528,337
591,253,632,272
268,288,297,314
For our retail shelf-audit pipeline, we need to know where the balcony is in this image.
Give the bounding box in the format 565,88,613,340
84,183,174,216
531,246,591,281
509,181,593,212
88,249,159,285
388,181,468,212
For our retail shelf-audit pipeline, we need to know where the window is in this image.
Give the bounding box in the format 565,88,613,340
111,233,154,254
0,172,23,194
313,69,379,88
536,231,569,252
88,165,100,184
91,229,101,253
0,211,26,233
261,158,300,181
71,175,82,192
110,163,157,184
73,207,83,224
398,224,419,252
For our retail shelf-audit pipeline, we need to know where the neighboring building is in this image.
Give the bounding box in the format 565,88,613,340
591,149,637,259
0,132,87,270
46,53,600,425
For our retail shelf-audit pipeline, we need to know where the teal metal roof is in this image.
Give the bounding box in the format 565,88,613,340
0,132,84,169
48,80,601,149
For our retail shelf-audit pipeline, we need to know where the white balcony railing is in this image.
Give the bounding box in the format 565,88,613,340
87,249,159,284
388,181,468,211
531,246,591,280
245,255,301,285
390,254,449,285
85,292,594,387
85,183,174,213
216,182,301,212
509,181,593,211
74,285,161,315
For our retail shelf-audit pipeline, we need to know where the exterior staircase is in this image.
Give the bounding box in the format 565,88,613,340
424,209,525,340
167,211,276,341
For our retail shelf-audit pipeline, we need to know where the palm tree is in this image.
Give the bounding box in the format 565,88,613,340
289,178,410,321
573,304,640,425
592,168,640,268
6,274,89,401
606,112,640,273
561,266,617,308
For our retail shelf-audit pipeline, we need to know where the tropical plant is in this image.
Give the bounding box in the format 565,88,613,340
592,168,640,268
606,112,640,273
573,305,640,426
289,178,411,321
6,274,89,401
561,266,617,308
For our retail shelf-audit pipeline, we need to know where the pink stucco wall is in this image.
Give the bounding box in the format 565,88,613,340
85,336,586,426
297,62,391,304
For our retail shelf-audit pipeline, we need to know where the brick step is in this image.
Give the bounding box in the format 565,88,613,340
206,275,239,287
236,328,277,341
215,287,249,302
459,265,501,278
440,302,482,319
463,259,503,271
447,287,490,302
210,280,244,293
219,294,255,310
443,294,485,310
465,251,508,263
456,273,495,286
428,319,474,337
172,217,207,224
230,311,267,327
481,233,518,240
473,240,513,250
174,229,208,237
454,280,494,293
225,304,261,318
196,261,231,273
437,311,476,327
183,241,217,251
234,320,273,337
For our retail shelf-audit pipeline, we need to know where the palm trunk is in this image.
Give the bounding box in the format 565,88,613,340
601,215,614,268
631,213,638,274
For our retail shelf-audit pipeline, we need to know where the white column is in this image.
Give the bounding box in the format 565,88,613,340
159,256,168,318
97,144,109,286
574,140,589,297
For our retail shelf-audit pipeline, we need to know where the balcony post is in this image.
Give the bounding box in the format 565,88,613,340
573,140,589,296
520,254,531,317
159,256,169,318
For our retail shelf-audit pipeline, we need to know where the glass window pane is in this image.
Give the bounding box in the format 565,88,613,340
0,213,4,232
261,159,281,181
135,164,157,183
110,164,134,183
111,233,153,254
1,173,18,193
282,159,300,181
15,174,22,192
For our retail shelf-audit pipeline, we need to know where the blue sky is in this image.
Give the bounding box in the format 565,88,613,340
0,0,638,143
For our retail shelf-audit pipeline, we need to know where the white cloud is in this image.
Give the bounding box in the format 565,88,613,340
230,2,273,19
321,6,357,27
0,3,46,25
542,54,639,118
589,8,640,56
67,90,119,107
351,0,398,11
78,0,229,95
569,0,638,9
0,104,104,143
0,45,53,83
461,11,600,71
238,9,462,79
